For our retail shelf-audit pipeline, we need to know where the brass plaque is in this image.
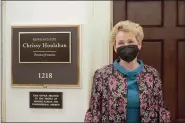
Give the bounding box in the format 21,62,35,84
11,26,80,87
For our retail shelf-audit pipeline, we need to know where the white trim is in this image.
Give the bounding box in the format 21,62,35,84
88,1,112,100
92,1,112,70
109,1,113,64
0,0,2,122
1,1,6,122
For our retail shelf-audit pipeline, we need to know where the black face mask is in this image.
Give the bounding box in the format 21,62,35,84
117,45,139,63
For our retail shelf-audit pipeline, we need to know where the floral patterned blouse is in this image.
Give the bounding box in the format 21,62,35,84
84,59,171,123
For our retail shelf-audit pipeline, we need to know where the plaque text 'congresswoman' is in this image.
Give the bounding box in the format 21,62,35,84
19,32,71,63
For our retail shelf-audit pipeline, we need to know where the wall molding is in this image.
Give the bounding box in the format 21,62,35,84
1,1,6,122
0,0,2,122
87,1,112,100
109,1,113,64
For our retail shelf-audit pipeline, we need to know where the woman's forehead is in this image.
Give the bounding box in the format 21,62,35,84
116,31,136,38
116,32,136,42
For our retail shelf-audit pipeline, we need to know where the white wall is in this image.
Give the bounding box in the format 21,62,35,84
2,1,111,122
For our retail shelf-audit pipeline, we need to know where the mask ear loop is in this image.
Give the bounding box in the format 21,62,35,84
117,51,121,62
114,41,120,61
117,57,121,62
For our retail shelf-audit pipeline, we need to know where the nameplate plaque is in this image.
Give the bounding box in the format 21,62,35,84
11,26,80,87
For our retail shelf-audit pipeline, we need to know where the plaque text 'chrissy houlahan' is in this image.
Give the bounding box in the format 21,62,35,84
19,32,71,63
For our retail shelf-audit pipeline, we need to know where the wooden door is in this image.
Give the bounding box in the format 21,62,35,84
113,0,185,123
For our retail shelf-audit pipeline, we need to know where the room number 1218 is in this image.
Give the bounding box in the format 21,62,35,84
38,73,52,79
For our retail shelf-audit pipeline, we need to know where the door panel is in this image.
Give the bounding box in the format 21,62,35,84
113,0,185,123
178,1,185,26
127,1,163,26
177,41,185,120
138,40,163,76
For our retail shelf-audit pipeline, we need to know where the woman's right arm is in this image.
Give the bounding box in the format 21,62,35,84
84,69,103,123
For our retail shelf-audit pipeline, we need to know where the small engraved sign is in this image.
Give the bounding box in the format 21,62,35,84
29,92,63,109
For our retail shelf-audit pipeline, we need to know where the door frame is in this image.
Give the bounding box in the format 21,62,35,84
1,1,6,122
109,1,114,64
0,0,2,121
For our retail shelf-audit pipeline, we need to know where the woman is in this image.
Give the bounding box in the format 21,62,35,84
84,20,171,123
